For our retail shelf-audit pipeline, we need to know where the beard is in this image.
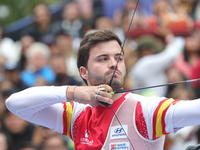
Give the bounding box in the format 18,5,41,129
87,69,125,91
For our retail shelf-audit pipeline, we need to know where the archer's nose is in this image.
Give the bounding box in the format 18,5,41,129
108,58,118,69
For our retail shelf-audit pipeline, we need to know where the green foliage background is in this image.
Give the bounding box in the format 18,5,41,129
0,0,63,27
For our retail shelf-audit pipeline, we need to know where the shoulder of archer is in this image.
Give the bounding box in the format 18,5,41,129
134,94,181,140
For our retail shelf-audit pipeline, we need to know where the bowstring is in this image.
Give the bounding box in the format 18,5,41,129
108,0,140,150
110,107,135,150
109,0,139,86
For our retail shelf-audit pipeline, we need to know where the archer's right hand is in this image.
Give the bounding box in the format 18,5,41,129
66,85,114,107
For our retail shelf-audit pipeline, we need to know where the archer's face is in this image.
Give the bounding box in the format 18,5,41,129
80,40,126,91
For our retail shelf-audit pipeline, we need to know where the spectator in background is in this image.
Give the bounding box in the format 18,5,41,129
52,32,73,56
30,126,60,149
59,2,82,38
60,0,102,40
95,17,114,31
1,109,36,150
165,67,194,98
153,0,193,37
172,0,200,21
41,134,70,150
25,125,71,149
173,31,200,80
75,0,93,21
112,0,157,40
20,42,55,87
0,90,16,119
53,32,81,81
21,3,60,45
94,16,124,42
4,65,28,92
0,25,19,71
0,79,13,90
17,35,35,71
50,55,82,86
130,32,184,97
75,0,103,27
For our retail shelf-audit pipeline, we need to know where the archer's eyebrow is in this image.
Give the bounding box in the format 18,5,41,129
96,53,123,58
96,54,108,58
115,53,124,57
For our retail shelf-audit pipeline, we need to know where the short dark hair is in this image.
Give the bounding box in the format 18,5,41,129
77,29,122,84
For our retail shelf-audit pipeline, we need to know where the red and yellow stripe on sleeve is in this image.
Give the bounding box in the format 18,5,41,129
62,102,74,138
152,98,179,139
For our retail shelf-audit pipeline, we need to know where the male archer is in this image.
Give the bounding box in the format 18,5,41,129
6,29,200,150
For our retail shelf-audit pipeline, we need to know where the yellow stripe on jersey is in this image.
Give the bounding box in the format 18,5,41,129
64,102,73,137
154,98,174,138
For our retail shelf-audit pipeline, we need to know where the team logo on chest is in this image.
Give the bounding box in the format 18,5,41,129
80,130,93,145
110,125,128,139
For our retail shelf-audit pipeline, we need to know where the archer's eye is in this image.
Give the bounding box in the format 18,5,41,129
98,57,108,62
98,58,108,61
117,57,122,61
116,56,124,61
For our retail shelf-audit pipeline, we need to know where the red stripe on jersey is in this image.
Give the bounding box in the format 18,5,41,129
135,101,149,139
161,104,170,135
153,98,179,139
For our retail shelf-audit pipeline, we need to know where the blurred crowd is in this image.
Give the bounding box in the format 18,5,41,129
1,0,200,149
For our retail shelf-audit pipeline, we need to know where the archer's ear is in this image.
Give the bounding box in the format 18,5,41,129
79,66,88,80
